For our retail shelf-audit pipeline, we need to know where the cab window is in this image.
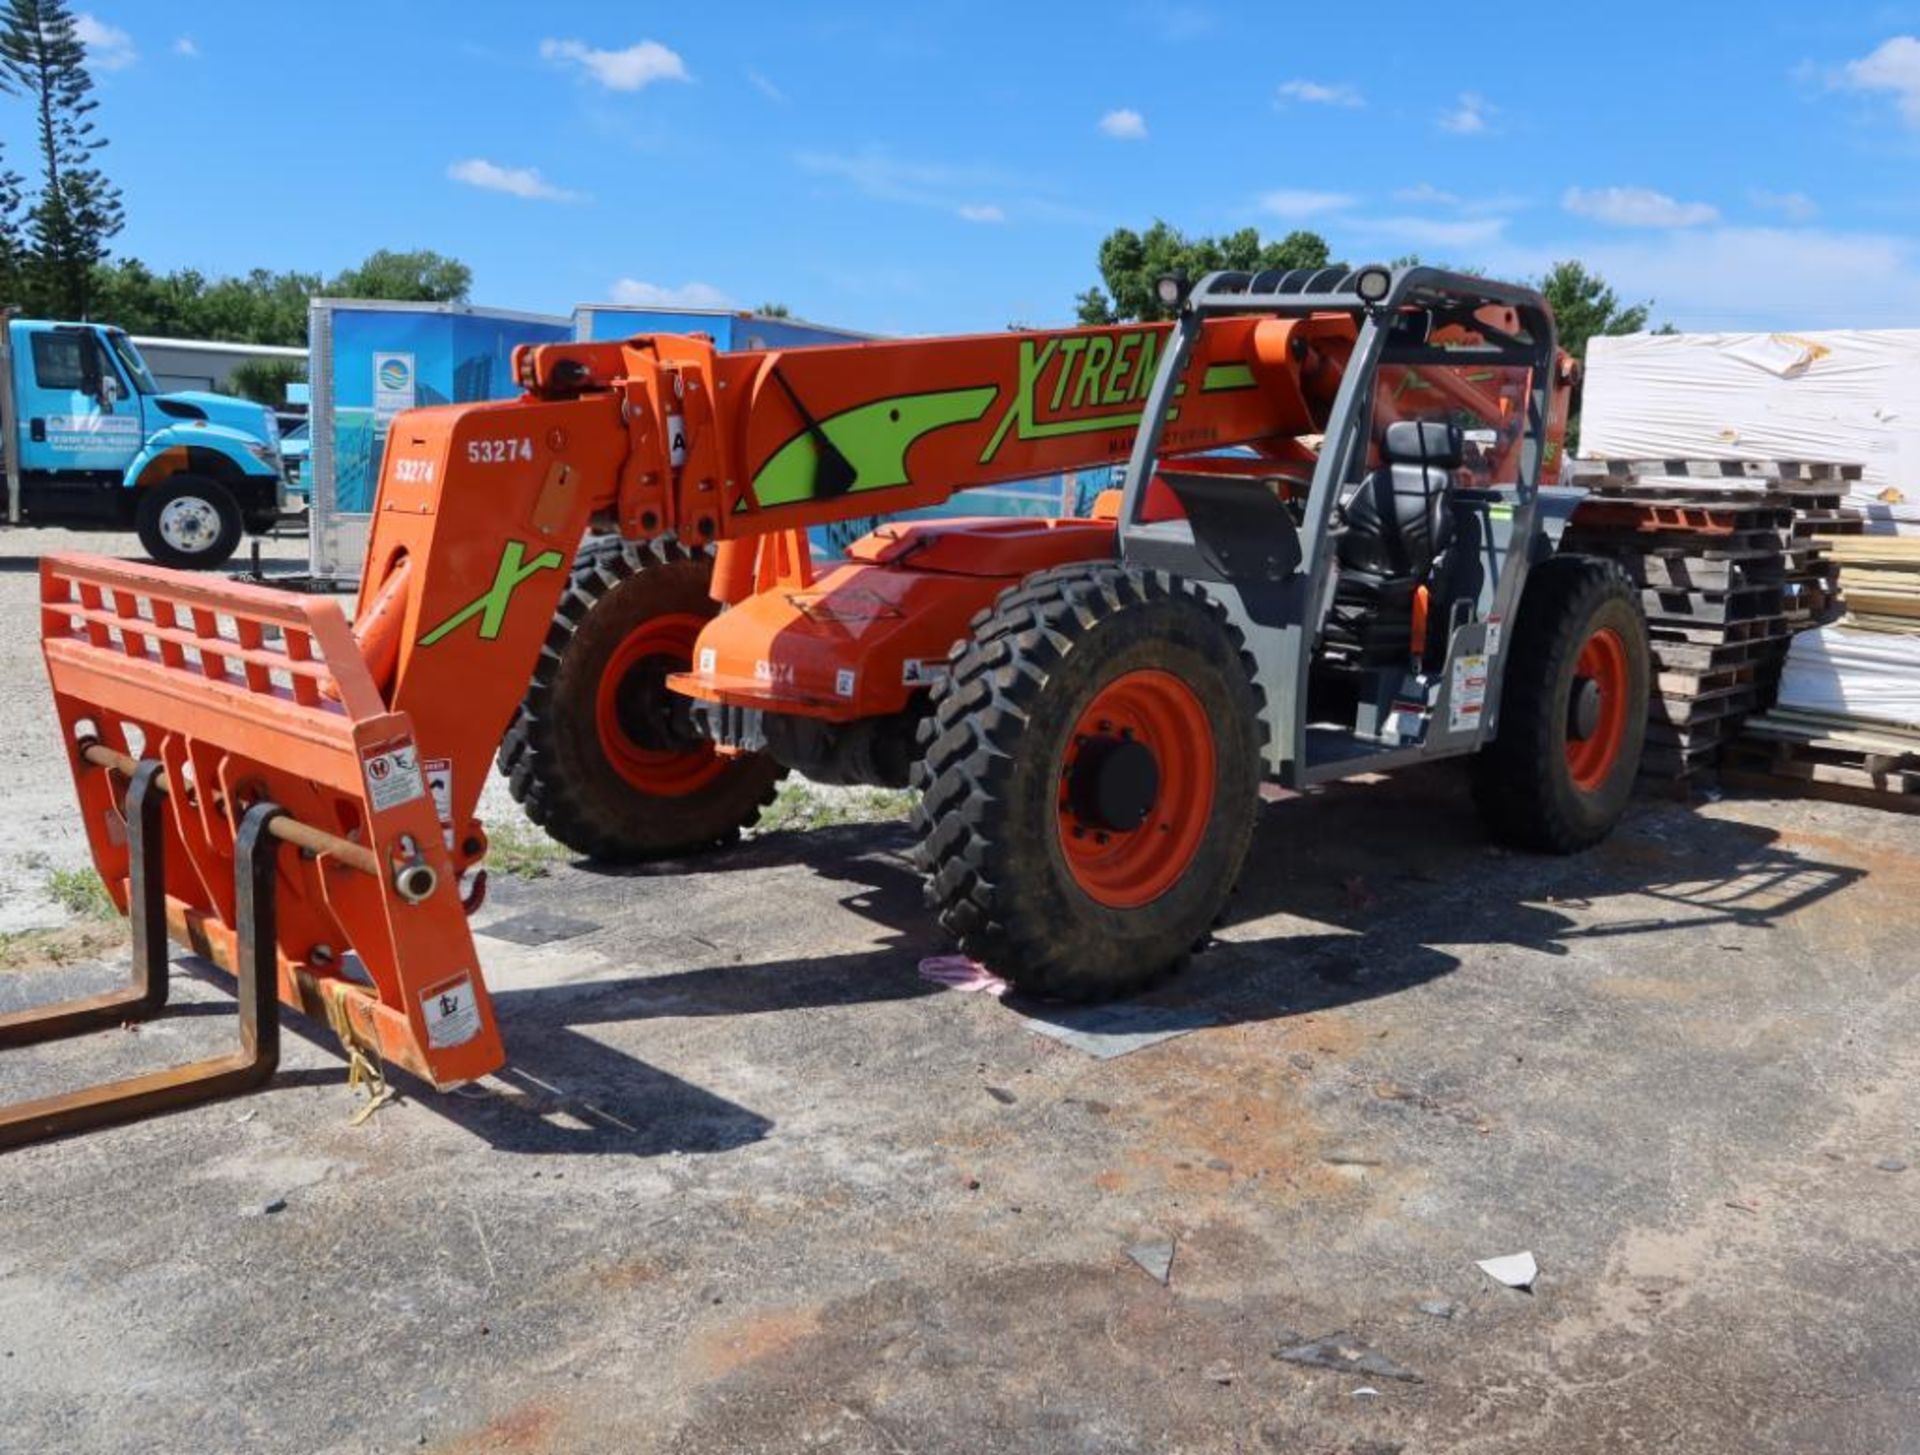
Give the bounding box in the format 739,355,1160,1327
30,331,92,391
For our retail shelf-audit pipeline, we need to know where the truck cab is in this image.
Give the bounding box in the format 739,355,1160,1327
1,318,286,568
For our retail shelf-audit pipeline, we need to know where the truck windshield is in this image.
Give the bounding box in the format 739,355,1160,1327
106,331,158,395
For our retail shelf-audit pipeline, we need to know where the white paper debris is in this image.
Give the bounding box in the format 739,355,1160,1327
1477,1251,1538,1289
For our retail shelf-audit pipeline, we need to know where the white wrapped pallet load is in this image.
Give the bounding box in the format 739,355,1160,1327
1582,331,1920,534
1775,626,1920,733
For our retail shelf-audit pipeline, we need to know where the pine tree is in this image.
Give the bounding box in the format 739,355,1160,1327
0,144,26,307
1,0,123,317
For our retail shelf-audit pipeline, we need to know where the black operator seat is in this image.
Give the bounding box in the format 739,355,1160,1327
1338,419,1461,582
1323,419,1463,662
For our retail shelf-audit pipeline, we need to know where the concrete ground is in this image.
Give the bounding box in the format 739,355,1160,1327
1,526,1917,1454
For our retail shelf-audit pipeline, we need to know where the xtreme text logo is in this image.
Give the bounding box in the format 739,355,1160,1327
981,328,1254,463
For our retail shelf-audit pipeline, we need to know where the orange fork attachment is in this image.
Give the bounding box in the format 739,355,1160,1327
38,555,508,1089
31,381,642,1090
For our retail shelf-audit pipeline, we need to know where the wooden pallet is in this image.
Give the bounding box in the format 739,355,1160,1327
1615,550,1785,592
1649,615,1789,646
1650,635,1782,672
1643,585,1785,626
1722,737,1920,815
1574,457,1864,485
1573,499,1794,537
1653,685,1760,729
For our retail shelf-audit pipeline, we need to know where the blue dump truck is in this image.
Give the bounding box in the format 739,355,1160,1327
0,317,286,568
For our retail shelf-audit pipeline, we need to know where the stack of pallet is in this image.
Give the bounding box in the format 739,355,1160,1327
1563,459,1846,787
1725,535,1920,811
1773,462,1861,625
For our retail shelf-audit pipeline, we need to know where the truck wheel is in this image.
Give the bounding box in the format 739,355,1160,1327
499,537,785,862
134,476,243,569
1471,556,1649,853
912,563,1265,1000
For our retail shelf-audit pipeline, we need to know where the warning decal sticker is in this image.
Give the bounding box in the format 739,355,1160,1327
421,975,482,1050
1448,654,1490,734
361,741,426,813
423,757,454,848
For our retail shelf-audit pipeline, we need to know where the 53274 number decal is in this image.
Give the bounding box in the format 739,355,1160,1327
467,437,534,465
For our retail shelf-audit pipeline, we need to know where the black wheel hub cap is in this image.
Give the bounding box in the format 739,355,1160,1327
615,654,705,753
1067,736,1161,833
1568,675,1603,742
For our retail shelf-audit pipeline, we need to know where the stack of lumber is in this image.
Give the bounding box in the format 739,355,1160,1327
1819,535,1920,632
1564,460,1807,785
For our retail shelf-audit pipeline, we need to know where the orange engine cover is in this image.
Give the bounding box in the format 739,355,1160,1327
670,516,1117,721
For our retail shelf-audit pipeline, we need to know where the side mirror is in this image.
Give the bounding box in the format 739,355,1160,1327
98,376,120,408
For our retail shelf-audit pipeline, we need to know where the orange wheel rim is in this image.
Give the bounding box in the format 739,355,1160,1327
1566,626,1630,793
594,614,728,796
1057,669,1215,909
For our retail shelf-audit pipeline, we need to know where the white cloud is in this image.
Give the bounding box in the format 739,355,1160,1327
1098,108,1148,140
171,36,197,58
540,37,690,92
746,68,785,103
1276,79,1363,108
1840,35,1920,126
447,158,584,203
957,203,1005,223
1438,92,1494,135
1750,188,1817,222
1258,189,1355,220
1564,185,1719,228
75,13,136,71
610,279,736,309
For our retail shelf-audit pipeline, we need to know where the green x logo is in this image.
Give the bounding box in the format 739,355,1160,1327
418,541,565,647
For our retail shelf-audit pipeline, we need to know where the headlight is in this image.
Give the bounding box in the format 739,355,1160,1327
260,411,280,443
1353,266,1393,306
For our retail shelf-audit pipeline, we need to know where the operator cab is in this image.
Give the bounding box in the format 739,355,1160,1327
1111,265,1561,788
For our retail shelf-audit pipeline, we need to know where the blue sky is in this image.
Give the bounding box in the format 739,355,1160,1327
23,2,1920,336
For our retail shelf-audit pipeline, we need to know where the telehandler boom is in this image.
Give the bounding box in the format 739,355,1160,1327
10,266,1642,1143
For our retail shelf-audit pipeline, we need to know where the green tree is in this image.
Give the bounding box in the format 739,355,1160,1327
1537,260,1660,454
0,147,25,305
757,301,791,318
328,248,470,303
1,0,122,317
90,249,474,346
224,357,307,407
1076,221,1335,324
1537,259,1650,363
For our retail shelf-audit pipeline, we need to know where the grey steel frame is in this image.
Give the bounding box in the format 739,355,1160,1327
1114,265,1561,788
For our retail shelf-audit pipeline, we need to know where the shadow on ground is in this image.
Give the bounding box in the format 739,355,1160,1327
378,765,1864,1157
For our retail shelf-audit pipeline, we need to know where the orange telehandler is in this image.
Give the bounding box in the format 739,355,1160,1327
3,266,1646,1144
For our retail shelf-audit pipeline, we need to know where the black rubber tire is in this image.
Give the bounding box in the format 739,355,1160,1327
498,537,784,862
911,562,1265,1001
134,476,243,569
1471,555,1649,853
